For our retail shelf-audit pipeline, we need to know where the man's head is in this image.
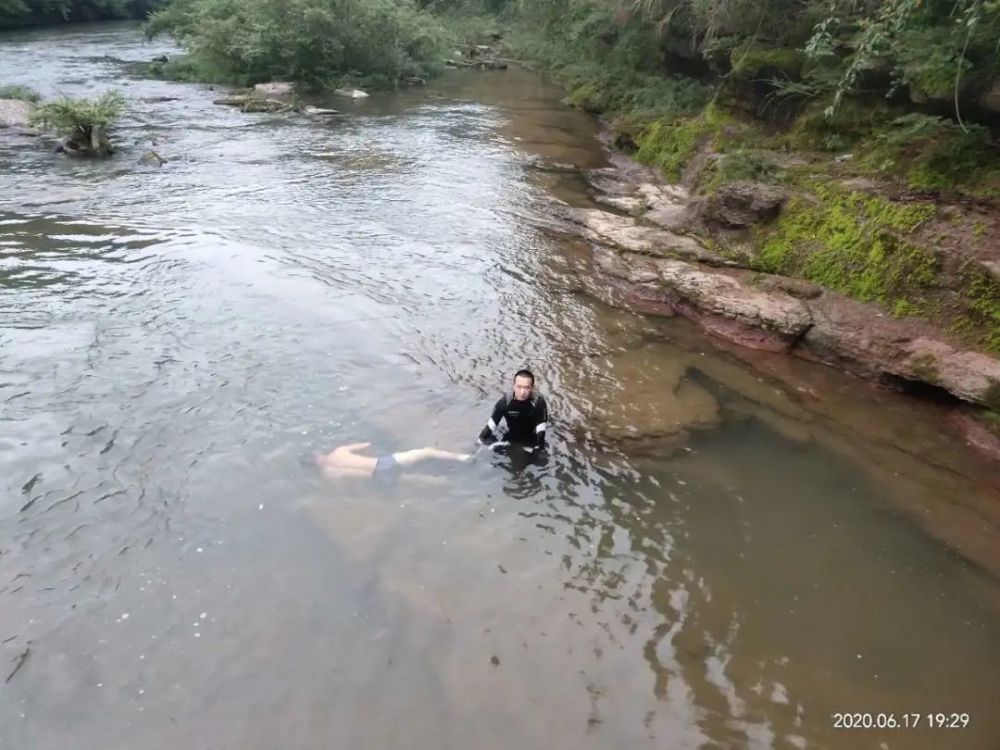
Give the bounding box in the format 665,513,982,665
512,369,535,401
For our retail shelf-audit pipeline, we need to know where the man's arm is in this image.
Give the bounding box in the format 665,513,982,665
533,395,548,450
478,397,507,445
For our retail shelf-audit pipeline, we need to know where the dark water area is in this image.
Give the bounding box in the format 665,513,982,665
1,22,998,750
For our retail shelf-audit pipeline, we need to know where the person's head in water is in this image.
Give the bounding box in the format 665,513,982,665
512,369,534,401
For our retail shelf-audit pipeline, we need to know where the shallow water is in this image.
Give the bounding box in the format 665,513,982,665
1,21,998,750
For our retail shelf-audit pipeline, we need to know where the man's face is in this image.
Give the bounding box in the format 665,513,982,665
512,375,533,401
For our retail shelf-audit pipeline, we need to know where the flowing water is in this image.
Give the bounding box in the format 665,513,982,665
1,22,998,750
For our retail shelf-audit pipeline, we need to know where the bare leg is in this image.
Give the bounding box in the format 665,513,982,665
391,447,471,466
315,443,471,481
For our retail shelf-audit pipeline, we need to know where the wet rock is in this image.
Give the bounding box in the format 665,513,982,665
524,155,579,173
303,106,339,116
566,127,1000,410
651,257,813,350
0,99,33,128
899,339,1000,407
138,150,165,167
591,247,813,352
694,182,787,229
562,207,729,266
636,183,690,231
750,275,823,300
803,294,1000,408
254,81,294,98
213,96,291,113
333,88,369,99
594,194,644,213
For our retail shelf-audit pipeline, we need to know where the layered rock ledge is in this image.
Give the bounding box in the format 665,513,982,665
545,159,1000,416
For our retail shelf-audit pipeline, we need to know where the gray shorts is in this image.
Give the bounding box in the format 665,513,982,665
373,454,401,484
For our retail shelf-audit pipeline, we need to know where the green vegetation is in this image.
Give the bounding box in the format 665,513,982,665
963,269,1000,354
755,185,937,306
145,0,451,89
752,183,1000,353
0,1,165,29
472,0,1000,195
633,117,705,180
860,114,1000,193
30,91,127,156
0,85,40,102
697,149,785,193
433,0,1000,352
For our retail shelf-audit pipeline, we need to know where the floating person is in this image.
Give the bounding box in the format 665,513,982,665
477,368,549,458
315,442,471,483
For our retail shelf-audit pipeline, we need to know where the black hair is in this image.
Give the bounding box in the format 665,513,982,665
513,368,534,385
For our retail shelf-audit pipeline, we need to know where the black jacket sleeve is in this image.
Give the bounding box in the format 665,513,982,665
478,397,507,444
533,395,548,449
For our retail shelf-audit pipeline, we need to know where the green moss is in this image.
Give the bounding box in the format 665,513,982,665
893,298,924,317
972,221,987,238
755,185,937,307
860,114,1000,195
784,98,895,152
633,117,706,181
962,269,1000,354
565,80,610,112
698,149,785,194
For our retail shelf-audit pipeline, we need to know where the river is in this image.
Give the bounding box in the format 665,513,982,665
1,21,998,750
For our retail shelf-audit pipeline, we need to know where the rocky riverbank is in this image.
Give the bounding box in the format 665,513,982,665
535,143,1000,459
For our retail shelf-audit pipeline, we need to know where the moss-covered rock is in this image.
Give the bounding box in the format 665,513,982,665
860,114,1000,195
633,117,708,181
754,185,938,307
958,268,1000,354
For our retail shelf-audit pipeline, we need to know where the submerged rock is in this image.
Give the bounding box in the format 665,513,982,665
139,150,165,166
333,88,369,99
565,348,720,441
213,96,292,113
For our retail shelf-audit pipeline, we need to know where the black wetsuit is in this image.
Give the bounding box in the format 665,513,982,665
478,392,549,449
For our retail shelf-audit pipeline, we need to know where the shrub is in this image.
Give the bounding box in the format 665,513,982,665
146,0,450,88
30,91,127,156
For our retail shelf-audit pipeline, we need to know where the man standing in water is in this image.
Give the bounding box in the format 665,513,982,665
477,369,549,452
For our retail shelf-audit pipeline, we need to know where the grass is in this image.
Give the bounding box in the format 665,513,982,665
30,91,127,156
0,85,40,102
